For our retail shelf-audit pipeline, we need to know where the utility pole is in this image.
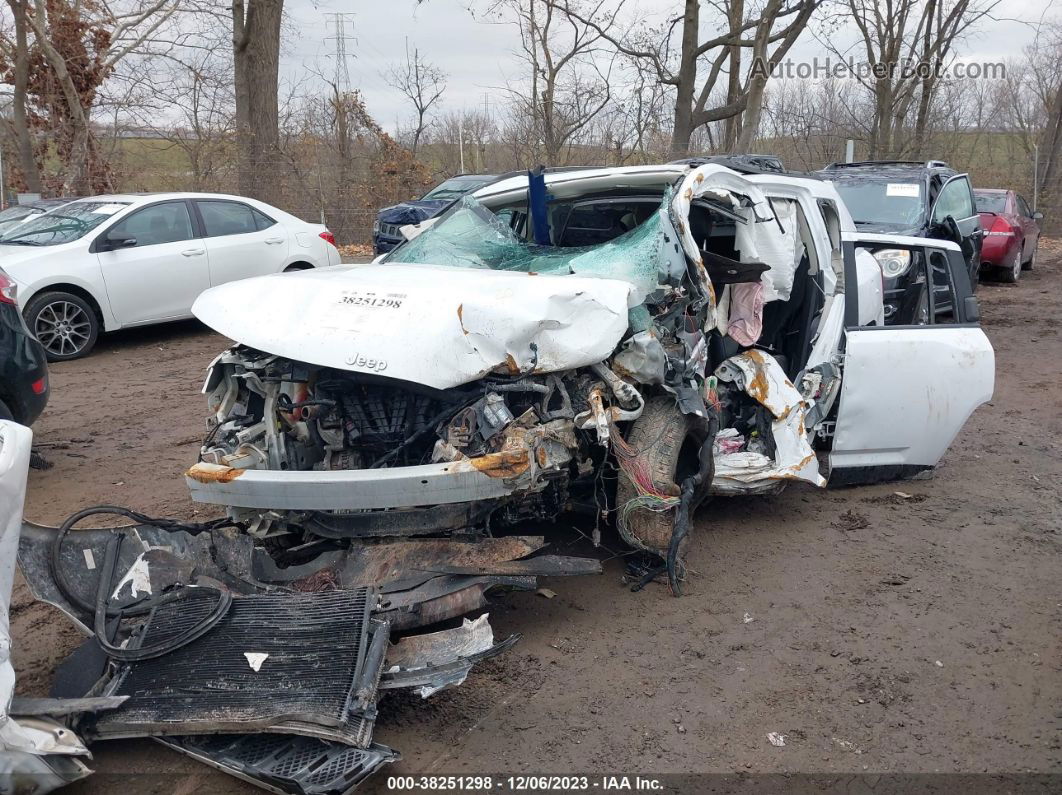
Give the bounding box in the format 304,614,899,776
458,113,465,173
1033,144,1039,211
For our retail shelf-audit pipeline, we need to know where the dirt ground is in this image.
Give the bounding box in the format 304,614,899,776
10,243,1061,792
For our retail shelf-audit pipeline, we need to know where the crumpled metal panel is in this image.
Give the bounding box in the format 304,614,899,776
192,263,632,390
382,613,509,698
712,350,826,493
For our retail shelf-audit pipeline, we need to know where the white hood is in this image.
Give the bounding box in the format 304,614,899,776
192,264,634,390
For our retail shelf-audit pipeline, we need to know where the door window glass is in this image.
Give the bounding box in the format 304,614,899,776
198,201,258,236
108,202,194,247
1015,195,1032,217
252,208,276,230
932,177,974,222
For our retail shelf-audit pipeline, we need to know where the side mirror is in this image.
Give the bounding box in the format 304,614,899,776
963,295,980,323
105,234,136,250
1033,211,1044,222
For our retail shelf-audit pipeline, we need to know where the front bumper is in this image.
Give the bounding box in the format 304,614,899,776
186,458,524,511
372,233,402,255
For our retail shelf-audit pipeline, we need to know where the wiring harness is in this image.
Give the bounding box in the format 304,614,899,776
50,506,241,662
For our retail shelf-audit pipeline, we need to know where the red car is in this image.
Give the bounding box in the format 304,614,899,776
974,189,1042,283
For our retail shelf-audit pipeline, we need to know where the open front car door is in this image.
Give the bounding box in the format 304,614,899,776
829,233,995,486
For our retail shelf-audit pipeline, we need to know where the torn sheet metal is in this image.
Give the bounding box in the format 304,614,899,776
0,422,92,795
191,263,633,390
712,350,825,493
382,614,520,697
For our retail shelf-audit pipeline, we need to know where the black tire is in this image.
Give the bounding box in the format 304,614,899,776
615,396,709,557
1022,242,1036,271
999,247,1021,284
24,291,99,362
0,398,13,422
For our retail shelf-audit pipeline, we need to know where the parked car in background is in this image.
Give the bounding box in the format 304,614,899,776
373,174,498,254
0,193,340,361
818,160,982,323
973,189,1042,283
0,198,78,237
0,269,48,425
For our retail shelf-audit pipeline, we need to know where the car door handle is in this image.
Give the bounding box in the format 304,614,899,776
182,248,205,257
264,237,284,245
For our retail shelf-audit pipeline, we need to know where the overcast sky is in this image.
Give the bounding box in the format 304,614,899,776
282,0,1058,131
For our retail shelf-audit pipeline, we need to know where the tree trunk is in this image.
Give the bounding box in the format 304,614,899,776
6,0,41,193
668,0,701,156
1039,78,1062,234
723,0,745,151
27,0,93,193
233,0,284,201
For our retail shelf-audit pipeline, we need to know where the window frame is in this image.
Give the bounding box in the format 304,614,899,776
91,199,200,253
842,238,980,332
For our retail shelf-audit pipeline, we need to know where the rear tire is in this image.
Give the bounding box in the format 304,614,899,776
24,291,99,362
615,396,709,557
999,248,1021,284
1022,243,1036,271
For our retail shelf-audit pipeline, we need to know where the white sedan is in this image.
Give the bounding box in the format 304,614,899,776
0,193,340,361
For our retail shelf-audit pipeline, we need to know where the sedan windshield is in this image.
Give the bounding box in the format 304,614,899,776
0,201,129,246
833,180,924,227
421,178,491,202
974,193,1007,213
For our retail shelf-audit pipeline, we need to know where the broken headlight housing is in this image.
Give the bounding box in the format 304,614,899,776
872,248,912,278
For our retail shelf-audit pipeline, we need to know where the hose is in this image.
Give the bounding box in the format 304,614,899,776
665,413,718,597
49,505,239,660
93,534,231,662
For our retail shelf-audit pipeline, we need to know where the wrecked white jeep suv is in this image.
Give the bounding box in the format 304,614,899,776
187,162,994,586
12,163,994,793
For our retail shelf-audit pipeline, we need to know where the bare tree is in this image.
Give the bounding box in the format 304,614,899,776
232,0,283,200
490,0,616,165
385,42,446,157
1,0,40,192
548,0,819,155
822,0,1000,159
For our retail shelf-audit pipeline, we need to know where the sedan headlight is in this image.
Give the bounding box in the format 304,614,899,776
873,248,912,278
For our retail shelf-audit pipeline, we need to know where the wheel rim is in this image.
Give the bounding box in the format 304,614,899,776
34,301,91,357
1013,251,1022,280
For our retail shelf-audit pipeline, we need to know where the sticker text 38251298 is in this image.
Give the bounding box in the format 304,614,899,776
340,290,405,309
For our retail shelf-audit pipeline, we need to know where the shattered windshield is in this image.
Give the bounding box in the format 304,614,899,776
384,193,678,300
0,200,129,246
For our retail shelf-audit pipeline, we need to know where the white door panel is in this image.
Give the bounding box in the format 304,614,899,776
98,241,210,324
196,200,289,285
203,231,287,285
96,200,209,325
830,326,994,472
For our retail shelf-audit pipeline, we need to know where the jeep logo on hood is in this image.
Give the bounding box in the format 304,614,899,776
345,352,388,372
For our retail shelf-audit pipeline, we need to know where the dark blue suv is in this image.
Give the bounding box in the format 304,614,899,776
373,174,497,255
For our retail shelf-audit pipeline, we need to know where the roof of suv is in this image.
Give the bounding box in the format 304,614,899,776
818,160,956,182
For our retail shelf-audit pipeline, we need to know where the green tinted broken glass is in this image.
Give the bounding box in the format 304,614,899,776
385,194,678,301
